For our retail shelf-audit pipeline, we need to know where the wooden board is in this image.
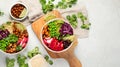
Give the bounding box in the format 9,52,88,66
32,10,82,67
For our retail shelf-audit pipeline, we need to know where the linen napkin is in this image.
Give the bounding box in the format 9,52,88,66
59,3,90,38
19,0,90,38
18,0,43,26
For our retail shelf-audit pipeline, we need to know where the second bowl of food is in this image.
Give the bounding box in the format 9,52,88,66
41,18,75,53
0,21,29,54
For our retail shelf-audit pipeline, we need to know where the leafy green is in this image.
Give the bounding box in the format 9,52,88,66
48,60,53,65
6,21,11,25
16,45,22,51
5,47,54,67
77,12,91,30
40,0,54,14
6,55,28,67
66,12,91,30
56,0,77,9
27,47,54,65
27,47,41,58
57,2,67,9
6,58,15,67
17,54,28,67
0,25,4,30
39,0,46,5
5,34,18,43
0,34,18,51
77,12,87,23
44,55,49,61
66,14,78,28
39,0,78,14
44,55,53,65
0,11,4,16
81,23,91,30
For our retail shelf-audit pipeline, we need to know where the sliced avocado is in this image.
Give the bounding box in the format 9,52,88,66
55,20,64,24
63,35,75,42
19,8,27,18
16,23,25,32
44,14,56,22
2,22,13,33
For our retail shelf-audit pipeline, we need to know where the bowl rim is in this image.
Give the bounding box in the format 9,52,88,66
0,21,29,55
9,2,28,21
40,18,75,53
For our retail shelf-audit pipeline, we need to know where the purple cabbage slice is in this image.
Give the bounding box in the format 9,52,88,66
59,22,73,35
0,29,10,40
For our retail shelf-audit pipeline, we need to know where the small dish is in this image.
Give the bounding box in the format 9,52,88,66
9,2,28,21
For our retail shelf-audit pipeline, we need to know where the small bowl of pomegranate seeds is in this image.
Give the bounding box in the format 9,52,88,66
9,2,28,20
41,18,75,53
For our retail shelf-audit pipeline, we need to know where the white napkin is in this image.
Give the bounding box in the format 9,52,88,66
59,3,90,38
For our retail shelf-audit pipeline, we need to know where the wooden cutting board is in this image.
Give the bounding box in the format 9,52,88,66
32,10,82,67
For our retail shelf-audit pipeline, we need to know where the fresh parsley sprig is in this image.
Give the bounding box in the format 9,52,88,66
0,11,4,16
77,12,91,30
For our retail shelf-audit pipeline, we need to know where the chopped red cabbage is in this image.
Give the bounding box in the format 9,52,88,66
59,22,73,35
0,29,10,40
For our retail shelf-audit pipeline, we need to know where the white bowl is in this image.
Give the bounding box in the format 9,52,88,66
40,18,75,53
9,2,28,21
0,21,29,55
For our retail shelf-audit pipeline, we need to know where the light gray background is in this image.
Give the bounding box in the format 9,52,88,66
0,0,120,67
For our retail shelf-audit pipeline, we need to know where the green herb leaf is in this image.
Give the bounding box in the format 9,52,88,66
66,14,78,28
16,45,22,51
40,0,54,14
6,21,11,25
77,12,87,23
81,23,91,30
0,34,18,51
6,58,15,67
47,60,53,65
40,0,78,14
44,55,49,61
17,54,28,67
0,11,4,16
27,47,41,58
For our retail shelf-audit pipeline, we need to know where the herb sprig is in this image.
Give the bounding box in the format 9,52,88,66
44,55,53,65
66,12,91,30
56,0,77,9
6,47,54,67
39,0,78,14
6,58,15,67
0,11,4,16
77,12,91,30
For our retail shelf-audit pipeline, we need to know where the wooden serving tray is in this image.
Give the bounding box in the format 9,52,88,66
32,10,82,67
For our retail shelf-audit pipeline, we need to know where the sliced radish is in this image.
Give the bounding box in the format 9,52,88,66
21,43,26,48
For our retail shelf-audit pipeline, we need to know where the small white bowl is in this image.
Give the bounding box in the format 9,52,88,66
9,2,28,21
40,18,75,53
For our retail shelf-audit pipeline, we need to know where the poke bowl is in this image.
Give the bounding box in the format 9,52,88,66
41,18,75,53
0,21,29,55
